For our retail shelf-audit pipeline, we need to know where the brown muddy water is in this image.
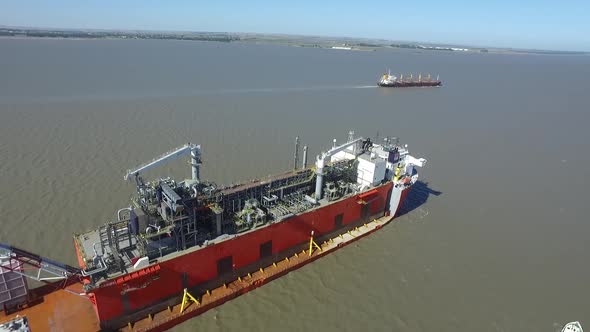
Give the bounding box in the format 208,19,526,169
0,39,589,331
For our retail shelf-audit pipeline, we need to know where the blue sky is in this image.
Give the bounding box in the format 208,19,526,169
2,0,589,51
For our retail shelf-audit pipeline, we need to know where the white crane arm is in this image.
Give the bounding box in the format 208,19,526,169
317,137,364,167
314,137,364,201
124,143,197,180
324,137,364,158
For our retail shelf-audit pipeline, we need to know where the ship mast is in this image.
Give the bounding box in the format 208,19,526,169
293,136,300,170
302,145,308,169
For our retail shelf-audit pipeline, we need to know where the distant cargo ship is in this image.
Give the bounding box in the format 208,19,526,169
378,71,441,88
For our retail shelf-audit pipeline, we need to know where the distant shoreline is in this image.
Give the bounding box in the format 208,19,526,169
1,27,587,56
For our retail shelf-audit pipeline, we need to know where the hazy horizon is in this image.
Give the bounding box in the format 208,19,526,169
2,24,588,54
2,0,589,52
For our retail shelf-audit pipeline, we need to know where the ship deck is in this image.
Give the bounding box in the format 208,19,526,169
75,186,364,282
0,284,100,332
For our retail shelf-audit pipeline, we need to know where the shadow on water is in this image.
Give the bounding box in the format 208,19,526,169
397,181,442,217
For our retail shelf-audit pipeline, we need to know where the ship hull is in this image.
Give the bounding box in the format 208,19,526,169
130,207,407,332
378,81,441,88
80,182,412,330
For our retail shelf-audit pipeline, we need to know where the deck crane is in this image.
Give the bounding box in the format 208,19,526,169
314,134,365,202
123,143,202,222
124,143,202,183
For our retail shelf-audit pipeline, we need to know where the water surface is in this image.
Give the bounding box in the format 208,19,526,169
0,39,589,331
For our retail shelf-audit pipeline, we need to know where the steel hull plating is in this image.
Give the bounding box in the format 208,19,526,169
378,81,441,88
79,182,410,330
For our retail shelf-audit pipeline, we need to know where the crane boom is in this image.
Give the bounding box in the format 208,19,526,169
124,143,201,181
314,137,364,202
0,242,88,297
319,137,364,161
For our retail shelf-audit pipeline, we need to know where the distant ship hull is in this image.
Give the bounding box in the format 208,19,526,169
377,71,442,88
377,81,442,88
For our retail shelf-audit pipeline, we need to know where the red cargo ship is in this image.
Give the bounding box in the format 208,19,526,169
378,70,442,87
0,131,426,331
